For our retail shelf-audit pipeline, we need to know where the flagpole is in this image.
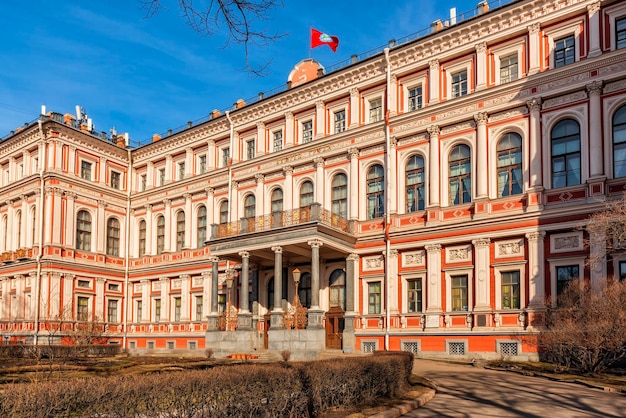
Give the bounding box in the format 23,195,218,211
308,27,312,59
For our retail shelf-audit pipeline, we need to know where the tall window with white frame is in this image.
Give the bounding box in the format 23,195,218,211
195,295,203,321
449,144,471,205
140,174,147,191
554,35,575,67
106,218,120,256
222,148,230,168
77,296,89,321
176,211,185,251
219,201,229,224
156,215,165,255
174,297,182,322
497,133,523,197
334,110,346,133
501,271,520,309
107,299,118,323
451,274,468,311
556,265,579,305
199,155,206,174
618,17,626,49
331,173,348,218
244,195,256,219
451,71,468,98
110,171,121,189
271,188,283,227
76,210,91,251
367,164,385,219
408,86,422,111
197,206,207,248
329,269,346,310
369,98,382,122
500,54,518,83
246,139,255,160
551,119,581,188
138,220,146,256
368,281,382,314
302,120,313,143
273,130,283,152
613,105,626,178
154,298,161,322
407,278,423,313
158,168,165,186
300,181,314,207
80,161,92,180
136,300,142,322
178,162,185,180
406,155,425,212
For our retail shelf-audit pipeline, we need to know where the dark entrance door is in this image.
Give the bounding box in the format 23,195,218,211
325,308,344,349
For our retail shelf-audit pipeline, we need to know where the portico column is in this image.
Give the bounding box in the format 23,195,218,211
526,231,546,310
345,253,359,313
427,126,440,207
308,239,324,328
587,81,604,178
238,251,253,329
527,99,543,190
348,148,359,220
587,2,602,58
270,246,285,329
474,113,488,199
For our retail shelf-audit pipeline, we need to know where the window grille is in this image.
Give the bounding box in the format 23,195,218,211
499,342,519,356
362,341,377,353
448,341,466,355
402,341,420,355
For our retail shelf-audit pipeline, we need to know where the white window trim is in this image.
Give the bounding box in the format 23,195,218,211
548,256,585,308
106,298,120,323
401,274,426,314
444,268,474,312
398,149,429,214
361,276,384,315
545,20,583,69
271,129,284,152
488,124,530,199
152,297,162,322
359,159,386,220
175,160,185,181
197,154,207,174
604,2,626,50
363,90,384,124
298,115,315,144
243,135,256,160
493,263,527,310
78,158,96,181
156,166,166,186
329,104,348,135
219,146,230,168
76,295,92,319
403,76,426,112
440,138,476,207
492,42,524,85
444,60,472,100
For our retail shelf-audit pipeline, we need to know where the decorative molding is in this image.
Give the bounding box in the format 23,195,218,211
363,255,384,271
495,239,524,258
542,91,587,109
550,231,583,253
445,244,472,263
403,250,425,267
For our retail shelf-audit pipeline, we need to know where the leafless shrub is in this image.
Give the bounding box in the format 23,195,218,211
280,349,291,361
204,348,214,359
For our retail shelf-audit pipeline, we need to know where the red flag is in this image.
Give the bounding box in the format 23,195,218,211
310,28,339,52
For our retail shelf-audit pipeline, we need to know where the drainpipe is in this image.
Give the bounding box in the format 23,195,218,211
33,119,48,345
122,147,133,349
383,48,392,351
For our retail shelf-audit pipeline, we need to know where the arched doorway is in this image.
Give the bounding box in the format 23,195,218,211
326,269,346,349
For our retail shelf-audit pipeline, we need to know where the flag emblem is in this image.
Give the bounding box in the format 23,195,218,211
310,28,339,52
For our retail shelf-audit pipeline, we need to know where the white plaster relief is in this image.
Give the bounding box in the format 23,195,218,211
403,251,425,267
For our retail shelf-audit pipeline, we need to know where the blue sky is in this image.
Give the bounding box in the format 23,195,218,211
0,0,482,146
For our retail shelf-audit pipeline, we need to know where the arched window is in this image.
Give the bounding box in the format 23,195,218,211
449,144,471,205
331,173,348,218
138,220,147,257
299,181,314,207
551,119,581,187
271,188,283,213
176,211,185,251
76,210,92,251
15,210,21,249
197,205,207,247
497,133,523,197
156,215,165,255
406,155,425,212
106,218,120,256
329,269,346,310
219,201,228,224
244,195,256,219
298,272,312,308
367,164,384,219
613,105,626,178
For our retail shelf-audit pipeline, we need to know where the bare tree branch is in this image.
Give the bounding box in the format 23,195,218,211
139,0,286,76
584,195,626,269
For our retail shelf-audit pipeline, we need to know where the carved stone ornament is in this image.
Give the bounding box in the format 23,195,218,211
554,235,580,250
363,256,383,270
403,251,425,266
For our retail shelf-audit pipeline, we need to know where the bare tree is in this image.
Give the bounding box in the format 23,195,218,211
140,0,286,76
585,196,626,269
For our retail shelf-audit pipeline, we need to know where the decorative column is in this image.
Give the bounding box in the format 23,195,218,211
425,244,442,312
349,88,359,127
238,251,252,329
163,199,171,252
185,147,193,177
315,100,325,138
62,275,74,319
389,74,398,116
283,166,293,212
207,140,216,170
472,239,491,310
526,231,546,310
254,174,264,218
270,246,285,328
159,278,170,323
587,2,602,58
165,155,172,184
474,113,488,199
96,200,107,253
587,81,604,180
96,278,106,321
256,122,265,155
308,239,324,328
428,60,440,104
99,157,107,184
527,23,541,75
146,162,154,188
64,193,76,249
389,138,398,214
427,126,441,207
184,193,192,249
14,275,24,319
68,146,77,175
32,189,41,246
0,278,8,319
201,271,212,318
285,111,294,147
475,42,487,90
388,249,399,313
49,273,62,318
205,187,215,228
527,98,543,192
19,195,27,248
314,157,324,206
144,205,153,255
348,148,359,220
141,279,150,322
343,253,360,353
5,200,14,250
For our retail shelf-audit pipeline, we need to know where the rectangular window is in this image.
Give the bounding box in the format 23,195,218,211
451,274,468,311
222,148,230,168
246,140,255,160
154,298,161,322
500,54,518,84
80,161,92,180
107,299,118,323
140,174,147,191
334,110,346,133
218,293,226,313
273,130,283,152
302,120,313,143
556,265,579,299
407,279,423,313
451,71,468,98
199,155,206,174
77,296,89,320
110,171,121,189
178,162,185,180
136,300,142,322
408,86,422,111
501,271,520,309
108,283,120,291
147,341,155,350
167,341,175,350
195,295,203,321
77,280,91,289
554,35,575,68
368,281,381,314
174,297,182,322
618,17,626,50
369,98,382,122
158,168,165,186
